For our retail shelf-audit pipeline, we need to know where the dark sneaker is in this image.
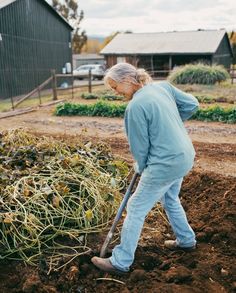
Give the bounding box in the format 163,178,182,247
91,256,128,275
164,240,196,252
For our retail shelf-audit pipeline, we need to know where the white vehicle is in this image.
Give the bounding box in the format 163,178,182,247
73,64,105,80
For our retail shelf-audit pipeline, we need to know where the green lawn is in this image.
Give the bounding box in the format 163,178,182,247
0,94,55,113
0,85,106,113
0,98,14,112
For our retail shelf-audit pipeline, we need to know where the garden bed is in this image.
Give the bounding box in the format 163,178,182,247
0,91,235,292
55,101,236,123
0,170,235,293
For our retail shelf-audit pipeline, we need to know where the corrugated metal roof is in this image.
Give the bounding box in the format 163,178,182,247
100,30,227,55
0,0,73,30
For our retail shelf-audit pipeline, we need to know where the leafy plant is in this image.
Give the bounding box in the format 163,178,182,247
56,101,127,117
195,95,215,104
55,102,236,123
81,90,123,101
192,106,236,123
81,92,99,99
100,94,123,101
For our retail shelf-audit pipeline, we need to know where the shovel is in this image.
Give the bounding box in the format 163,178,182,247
100,172,139,257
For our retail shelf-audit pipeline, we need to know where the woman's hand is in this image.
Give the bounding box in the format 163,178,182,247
133,162,141,175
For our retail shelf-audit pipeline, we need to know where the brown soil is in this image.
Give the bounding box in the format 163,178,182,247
0,104,235,292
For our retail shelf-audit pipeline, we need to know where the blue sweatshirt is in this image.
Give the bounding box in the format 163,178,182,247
124,81,199,182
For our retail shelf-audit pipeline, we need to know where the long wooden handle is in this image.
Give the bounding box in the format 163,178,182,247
100,173,139,257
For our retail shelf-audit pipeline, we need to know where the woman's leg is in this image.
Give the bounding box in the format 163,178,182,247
160,178,196,247
110,172,176,272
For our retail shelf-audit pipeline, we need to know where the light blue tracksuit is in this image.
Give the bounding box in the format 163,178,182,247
110,81,199,272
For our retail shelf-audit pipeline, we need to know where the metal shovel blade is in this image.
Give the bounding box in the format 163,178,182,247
100,172,139,258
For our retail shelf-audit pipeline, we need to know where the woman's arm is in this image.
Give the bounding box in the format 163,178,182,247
125,104,150,174
165,82,199,121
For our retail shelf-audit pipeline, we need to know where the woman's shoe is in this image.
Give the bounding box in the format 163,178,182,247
91,256,127,275
164,240,196,251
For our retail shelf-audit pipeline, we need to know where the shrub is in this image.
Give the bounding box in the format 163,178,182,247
168,63,230,85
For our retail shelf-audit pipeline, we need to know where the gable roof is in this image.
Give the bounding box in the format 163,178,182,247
0,0,73,30
100,30,231,55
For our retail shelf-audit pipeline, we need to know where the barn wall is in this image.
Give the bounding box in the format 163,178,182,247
213,34,233,68
104,54,213,72
172,54,212,67
104,55,117,68
124,56,138,66
0,0,72,99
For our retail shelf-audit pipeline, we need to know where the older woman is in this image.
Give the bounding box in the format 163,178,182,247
92,63,199,274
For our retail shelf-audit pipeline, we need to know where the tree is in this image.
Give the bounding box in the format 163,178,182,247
101,30,132,50
101,32,119,49
81,39,103,54
52,0,87,53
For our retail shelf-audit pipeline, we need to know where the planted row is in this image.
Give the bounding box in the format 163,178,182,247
192,105,236,123
195,95,233,104
55,101,236,123
81,90,123,101
56,101,127,117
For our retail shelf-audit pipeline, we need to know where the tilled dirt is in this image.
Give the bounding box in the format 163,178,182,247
0,170,235,293
0,105,236,144
104,136,236,177
0,105,235,292
0,104,236,177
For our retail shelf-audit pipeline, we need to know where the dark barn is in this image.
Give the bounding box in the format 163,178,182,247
100,30,233,75
0,0,73,99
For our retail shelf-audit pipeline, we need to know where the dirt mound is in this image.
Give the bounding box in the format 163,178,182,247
0,170,235,293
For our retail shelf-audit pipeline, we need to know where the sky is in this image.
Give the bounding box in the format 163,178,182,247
75,0,236,37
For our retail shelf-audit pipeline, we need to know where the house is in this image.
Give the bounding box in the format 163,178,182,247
73,53,105,69
100,30,233,75
0,0,73,99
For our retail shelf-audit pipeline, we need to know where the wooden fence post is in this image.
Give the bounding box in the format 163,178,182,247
10,96,14,110
72,74,74,99
232,67,235,84
38,87,42,105
88,69,92,93
51,69,57,100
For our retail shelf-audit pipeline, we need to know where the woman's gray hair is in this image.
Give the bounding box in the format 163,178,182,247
104,62,152,87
